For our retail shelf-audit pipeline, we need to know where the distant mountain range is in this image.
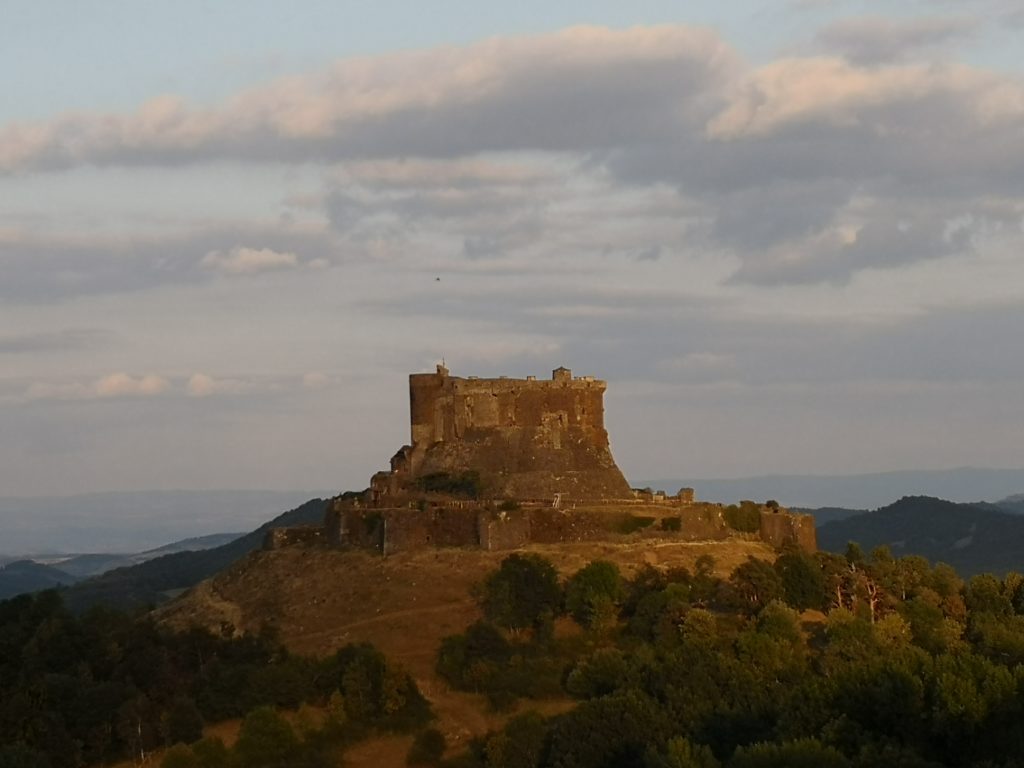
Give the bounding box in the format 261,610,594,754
0,532,243,600
0,489,333,554
61,498,328,611
642,467,1024,510
816,495,1024,576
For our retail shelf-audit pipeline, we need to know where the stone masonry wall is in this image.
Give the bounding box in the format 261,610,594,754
321,499,815,554
397,366,632,500
759,510,818,551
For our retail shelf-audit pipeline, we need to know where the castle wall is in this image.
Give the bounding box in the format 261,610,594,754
478,508,532,551
400,367,632,500
759,510,818,551
323,498,817,555
264,526,326,550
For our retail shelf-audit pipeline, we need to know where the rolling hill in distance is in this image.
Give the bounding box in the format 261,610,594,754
817,496,1024,576
644,466,1024,510
0,489,333,554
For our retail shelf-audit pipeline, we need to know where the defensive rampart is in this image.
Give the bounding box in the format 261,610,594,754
299,499,817,555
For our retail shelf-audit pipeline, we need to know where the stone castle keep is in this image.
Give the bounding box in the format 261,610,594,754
266,366,817,554
372,365,632,502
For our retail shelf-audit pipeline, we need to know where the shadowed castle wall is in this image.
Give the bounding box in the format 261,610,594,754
314,500,817,555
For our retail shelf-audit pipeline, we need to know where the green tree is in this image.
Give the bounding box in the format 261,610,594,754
566,561,625,629
566,648,628,699
727,558,784,614
773,550,826,611
479,554,562,632
645,736,720,768
163,696,204,746
485,711,547,768
728,739,848,767
233,707,300,768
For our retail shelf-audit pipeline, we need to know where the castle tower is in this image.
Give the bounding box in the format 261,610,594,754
383,366,632,500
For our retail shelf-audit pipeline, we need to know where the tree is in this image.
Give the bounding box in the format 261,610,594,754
163,696,204,746
0,744,50,768
728,739,849,767
774,550,826,611
233,707,299,768
645,737,720,768
486,711,547,768
566,561,625,629
479,554,562,632
727,558,784,614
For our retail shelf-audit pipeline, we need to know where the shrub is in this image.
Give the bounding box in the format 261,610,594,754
724,502,762,533
479,554,562,632
617,515,657,534
417,471,482,499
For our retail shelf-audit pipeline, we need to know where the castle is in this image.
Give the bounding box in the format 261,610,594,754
371,364,631,502
265,365,817,554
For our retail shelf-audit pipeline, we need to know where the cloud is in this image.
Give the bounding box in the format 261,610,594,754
27,372,170,400
201,246,299,275
816,16,976,64
0,25,735,174
95,372,169,397
3,23,1024,294
186,373,253,397
0,224,337,302
705,58,1024,140
0,329,110,354
301,372,330,390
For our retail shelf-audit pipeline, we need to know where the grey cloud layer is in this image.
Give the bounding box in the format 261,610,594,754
3,23,1024,291
815,16,976,63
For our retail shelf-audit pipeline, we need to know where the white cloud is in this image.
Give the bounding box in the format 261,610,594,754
201,246,299,275
95,372,169,397
0,25,734,173
26,372,170,400
186,373,253,397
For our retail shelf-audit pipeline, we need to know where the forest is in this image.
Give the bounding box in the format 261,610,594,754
5,543,1024,767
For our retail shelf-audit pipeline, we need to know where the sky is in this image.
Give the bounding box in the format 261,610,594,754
2,0,1024,497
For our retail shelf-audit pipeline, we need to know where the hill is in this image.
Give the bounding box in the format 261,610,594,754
643,467,1024,509
156,536,776,747
41,532,245,579
792,506,867,525
818,495,1024,575
0,489,329,554
0,560,79,599
62,498,327,612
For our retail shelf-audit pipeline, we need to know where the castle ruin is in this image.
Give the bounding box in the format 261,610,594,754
371,365,632,502
267,365,817,555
